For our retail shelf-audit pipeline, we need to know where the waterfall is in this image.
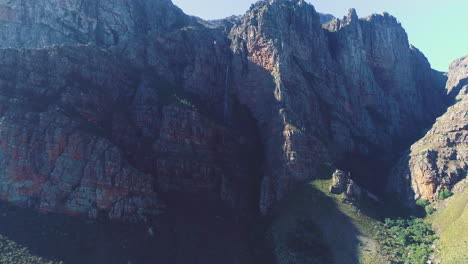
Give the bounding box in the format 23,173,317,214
223,64,230,125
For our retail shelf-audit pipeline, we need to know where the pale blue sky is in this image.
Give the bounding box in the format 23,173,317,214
172,0,468,72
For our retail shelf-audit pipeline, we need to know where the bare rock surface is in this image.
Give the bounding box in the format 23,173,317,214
390,55,468,204
230,2,447,212
0,1,462,262
329,170,349,194
0,0,454,222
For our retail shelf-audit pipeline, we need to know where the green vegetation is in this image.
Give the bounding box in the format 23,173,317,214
271,178,390,264
175,96,197,110
431,185,468,263
380,218,437,264
438,188,453,200
415,199,436,215
270,169,444,264
152,77,223,123
416,199,430,207
0,235,61,264
425,205,436,215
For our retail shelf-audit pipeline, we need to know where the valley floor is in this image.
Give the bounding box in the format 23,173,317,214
0,178,465,264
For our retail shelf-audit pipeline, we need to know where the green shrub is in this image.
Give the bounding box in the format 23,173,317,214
439,189,453,200
425,205,436,215
405,243,433,264
382,217,437,264
416,199,430,207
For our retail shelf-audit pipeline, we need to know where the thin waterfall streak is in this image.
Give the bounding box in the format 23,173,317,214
224,64,230,124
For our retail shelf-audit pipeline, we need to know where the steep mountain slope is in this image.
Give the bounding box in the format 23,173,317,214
390,55,467,204
0,0,460,263
230,1,447,213
0,0,447,222
0,0,263,221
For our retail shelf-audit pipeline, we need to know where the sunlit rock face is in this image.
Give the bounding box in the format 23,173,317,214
0,0,451,222
229,1,447,213
390,55,468,204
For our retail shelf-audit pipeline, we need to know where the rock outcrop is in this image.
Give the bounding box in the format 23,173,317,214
329,170,365,201
390,55,468,204
330,170,349,194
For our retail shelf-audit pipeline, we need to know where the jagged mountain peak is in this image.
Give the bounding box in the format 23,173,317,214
318,12,334,24
446,54,468,94
347,8,359,20
246,0,318,16
265,0,307,5
363,11,401,24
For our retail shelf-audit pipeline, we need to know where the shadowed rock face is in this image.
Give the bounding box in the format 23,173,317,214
0,46,163,222
0,0,452,222
0,45,261,222
390,55,468,204
0,0,264,223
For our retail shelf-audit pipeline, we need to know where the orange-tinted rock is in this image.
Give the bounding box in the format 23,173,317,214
390,55,468,204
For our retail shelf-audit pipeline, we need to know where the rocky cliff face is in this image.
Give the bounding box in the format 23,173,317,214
0,1,462,263
390,55,468,204
0,0,261,221
0,0,453,224
0,46,163,221
0,44,262,222
229,1,447,212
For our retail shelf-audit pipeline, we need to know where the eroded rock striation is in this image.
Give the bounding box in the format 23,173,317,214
390,55,468,204
0,45,261,222
0,0,260,220
0,0,453,223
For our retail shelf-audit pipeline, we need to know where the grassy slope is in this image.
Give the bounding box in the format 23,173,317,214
431,181,468,264
270,179,389,264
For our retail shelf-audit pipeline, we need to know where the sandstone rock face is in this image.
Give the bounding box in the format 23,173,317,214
390,55,468,204
0,0,234,116
229,2,447,212
0,46,165,221
0,0,450,222
0,43,260,221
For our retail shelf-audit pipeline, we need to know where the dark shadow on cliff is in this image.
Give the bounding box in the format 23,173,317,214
159,191,275,264
267,181,365,264
0,201,168,264
0,196,275,264
448,77,468,101
0,48,271,263
336,151,428,221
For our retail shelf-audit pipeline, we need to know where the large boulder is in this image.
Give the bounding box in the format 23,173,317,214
330,170,349,194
